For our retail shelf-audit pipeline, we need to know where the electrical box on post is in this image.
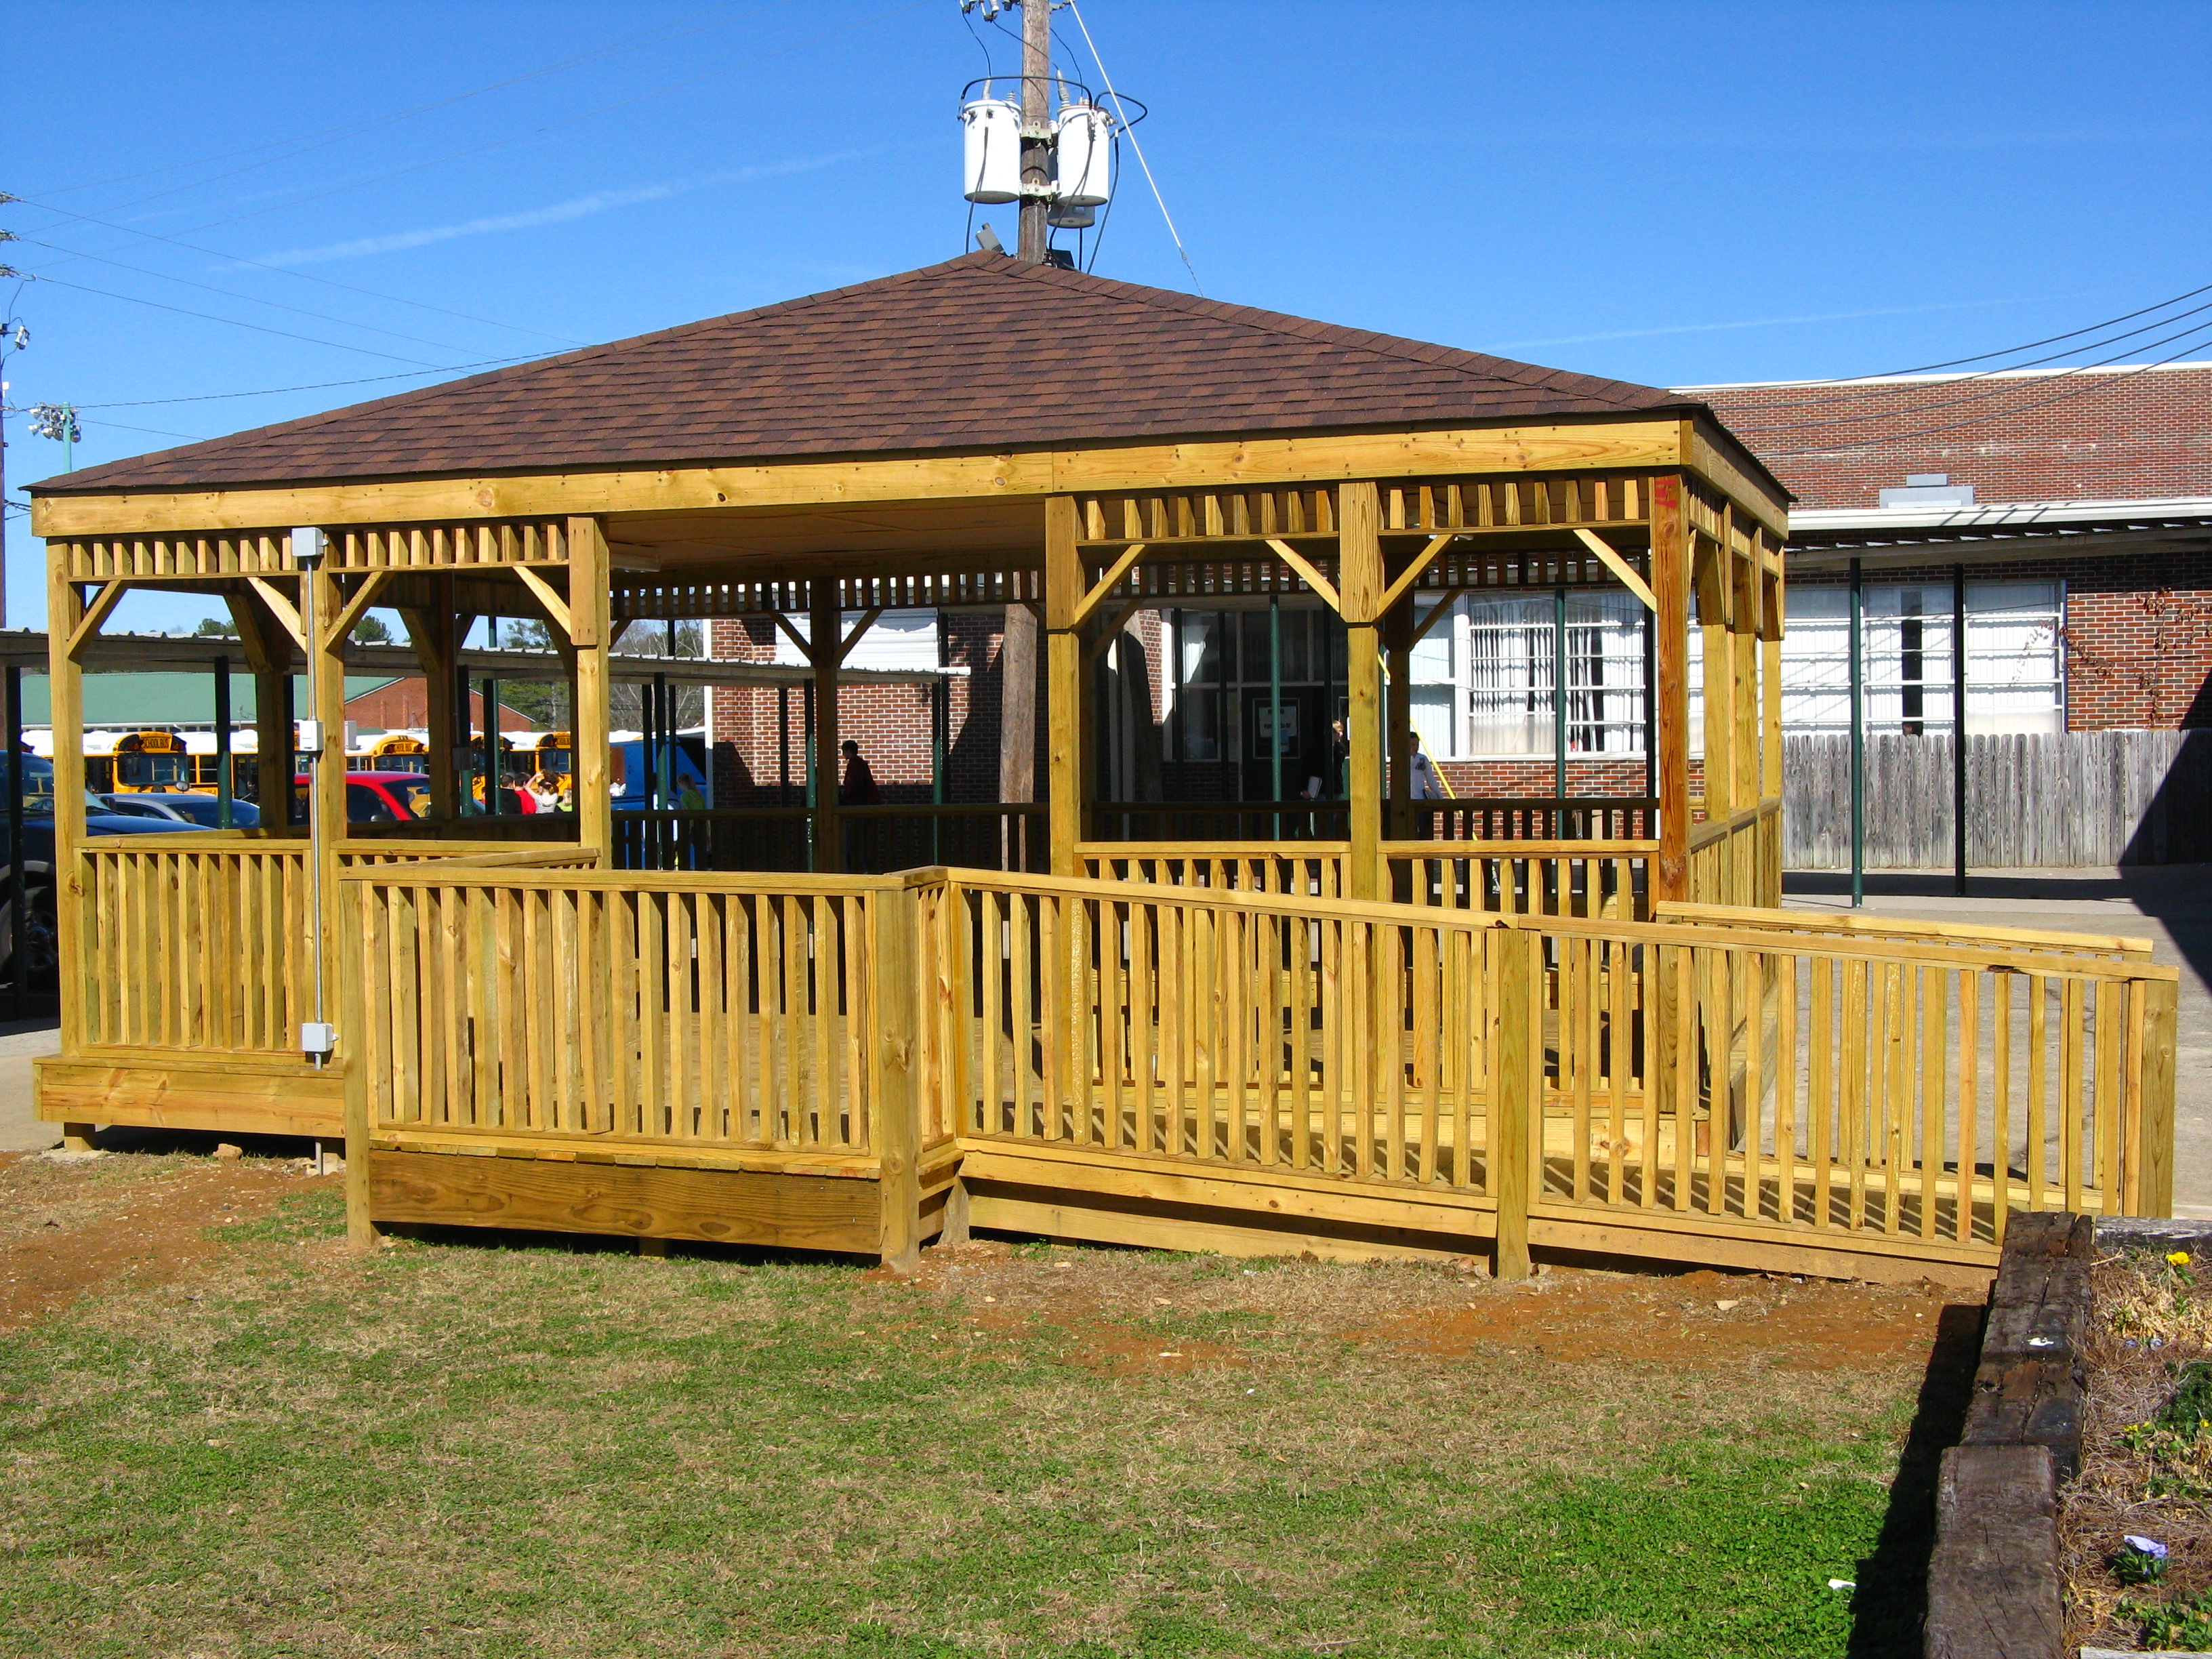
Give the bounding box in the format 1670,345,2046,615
300,1022,336,1056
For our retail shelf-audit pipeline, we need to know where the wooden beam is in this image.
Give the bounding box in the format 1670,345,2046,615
834,605,886,667
245,576,306,651
811,579,842,873
1083,596,1141,665
770,611,813,662
1409,586,1471,647
1376,533,1457,618
568,517,613,857
1070,542,1147,628
511,563,573,640
45,563,87,1050
1339,483,1383,900
320,569,395,651
1263,538,1343,614
1044,495,1084,875
31,419,1696,538
1652,474,1690,903
64,579,129,661
1571,527,1657,612
397,601,458,827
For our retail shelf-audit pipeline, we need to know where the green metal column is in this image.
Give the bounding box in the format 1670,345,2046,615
1849,556,1865,908
1553,586,1568,830
213,656,233,831
1269,593,1282,838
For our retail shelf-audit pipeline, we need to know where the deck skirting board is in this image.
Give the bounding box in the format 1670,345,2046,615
367,1147,895,1253
35,1055,344,1139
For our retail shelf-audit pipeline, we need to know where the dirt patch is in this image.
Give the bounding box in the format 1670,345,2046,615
0,1151,331,1330
903,1237,1959,1379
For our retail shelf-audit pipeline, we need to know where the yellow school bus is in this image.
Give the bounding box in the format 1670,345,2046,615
364,732,430,773
527,731,573,806
89,729,193,794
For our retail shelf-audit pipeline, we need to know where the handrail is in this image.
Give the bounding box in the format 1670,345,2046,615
1688,797,1780,848
1655,900,2156,962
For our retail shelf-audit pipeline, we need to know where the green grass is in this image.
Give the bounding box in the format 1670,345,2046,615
0,1208,1912,1658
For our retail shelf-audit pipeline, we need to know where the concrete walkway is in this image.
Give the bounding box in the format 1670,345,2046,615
1786,865,2212,1215
0,1017,62,1153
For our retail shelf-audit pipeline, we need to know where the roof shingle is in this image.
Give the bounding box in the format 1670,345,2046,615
41,253,1700,495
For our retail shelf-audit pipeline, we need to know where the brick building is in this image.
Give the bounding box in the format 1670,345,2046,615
1680,362,2212,737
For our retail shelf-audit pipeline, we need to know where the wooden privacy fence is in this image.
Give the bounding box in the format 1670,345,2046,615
1782,729,2212,869
331,859,2177,1279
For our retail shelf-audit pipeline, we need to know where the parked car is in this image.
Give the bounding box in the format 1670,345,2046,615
289,773,531,822
98,792,262,828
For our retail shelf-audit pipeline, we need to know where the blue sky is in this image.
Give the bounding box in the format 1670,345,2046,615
5,0,2210,632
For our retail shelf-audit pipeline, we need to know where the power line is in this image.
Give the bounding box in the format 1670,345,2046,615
1726,279,2212,417
1065,0,1199,295
1769,333,2212,457
69,357,558,410
29,274,459,367
1742,309,2212,434
18,236,493,359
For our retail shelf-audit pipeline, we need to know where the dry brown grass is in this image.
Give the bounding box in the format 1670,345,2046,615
2064,1244,2212,1649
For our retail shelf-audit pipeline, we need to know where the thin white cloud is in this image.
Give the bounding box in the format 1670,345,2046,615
1486,293,2083,351
250,150,875,266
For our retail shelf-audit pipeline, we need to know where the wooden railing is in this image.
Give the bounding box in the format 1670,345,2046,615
1407,798,1656,842
615,804,1047,874
928,869,2177,1271
1080,842,1349,899
1689,798,1781,908
342,867,939,1158
68,836,597,1058
1385,840,1654,920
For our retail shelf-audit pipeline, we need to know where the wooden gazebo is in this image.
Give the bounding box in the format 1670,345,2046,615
27,254,2175,1284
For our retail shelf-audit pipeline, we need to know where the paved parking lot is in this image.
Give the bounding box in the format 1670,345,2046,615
0,1019,63,1153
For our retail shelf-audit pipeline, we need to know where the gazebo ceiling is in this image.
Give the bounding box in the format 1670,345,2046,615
37,252,1708,499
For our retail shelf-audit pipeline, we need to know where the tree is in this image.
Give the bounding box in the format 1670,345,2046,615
351,611,394,644
192,615,238,639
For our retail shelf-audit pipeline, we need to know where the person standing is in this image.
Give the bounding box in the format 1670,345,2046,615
840,738,880,869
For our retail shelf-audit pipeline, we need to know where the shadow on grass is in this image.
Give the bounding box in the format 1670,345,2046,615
1847,1300,1985,1657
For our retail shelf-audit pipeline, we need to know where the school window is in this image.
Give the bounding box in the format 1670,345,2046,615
1772,579,2064,737
1433,593,1652,759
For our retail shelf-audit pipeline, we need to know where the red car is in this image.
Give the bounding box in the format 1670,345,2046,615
291,773,534,823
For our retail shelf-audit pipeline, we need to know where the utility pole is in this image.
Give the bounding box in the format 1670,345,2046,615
1017,0,1052,264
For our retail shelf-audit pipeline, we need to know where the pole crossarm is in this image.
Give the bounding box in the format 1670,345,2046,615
1070,543,1148,629
1083,596,1142,665
64,579,129,661
771,612,813,661
1376,534,1458,618
510,564,573,641
1263,539,1342,614
1572,528,1658,612
320,569,397,651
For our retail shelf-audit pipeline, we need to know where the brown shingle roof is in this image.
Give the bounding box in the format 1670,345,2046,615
40,252,1702,495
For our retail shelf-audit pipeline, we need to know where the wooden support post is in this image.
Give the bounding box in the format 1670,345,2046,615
58,1124,98,1153
811,579,842,873
1383,594,1413,846
1652,476,1691,902
566,516,613,859
398,595,458,827
1761,545,1785,909
1492,926,1538,1279
1729,512,1759,828
2140,976,2178,1216
228,585,300,833
340,881,377,1253
1696,529,1735,822
45,561,87,1051
1044,496,1084,875
1339,482,1384,901
874,880,922,1272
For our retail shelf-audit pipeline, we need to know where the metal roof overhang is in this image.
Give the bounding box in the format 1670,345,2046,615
1784,497,2212,573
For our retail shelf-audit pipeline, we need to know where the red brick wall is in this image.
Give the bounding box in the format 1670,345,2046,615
1687,363,2212,510
343,678,530,733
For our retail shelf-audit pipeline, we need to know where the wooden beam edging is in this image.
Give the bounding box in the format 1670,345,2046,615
1923,1211,2092,1659
1654,901,2156,962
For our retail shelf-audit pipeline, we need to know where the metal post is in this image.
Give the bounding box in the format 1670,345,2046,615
1218,609,1234,832
802,680,816,872
1953,562,1968,896
932,670,947,865
5,666,21,1019
213,656,233,831
654,672,674,808
455,665,476,816
1269,592,1282,838
1553,586,1569,832
483,677,500,815
778,685,791,804
1849,557,1865,909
